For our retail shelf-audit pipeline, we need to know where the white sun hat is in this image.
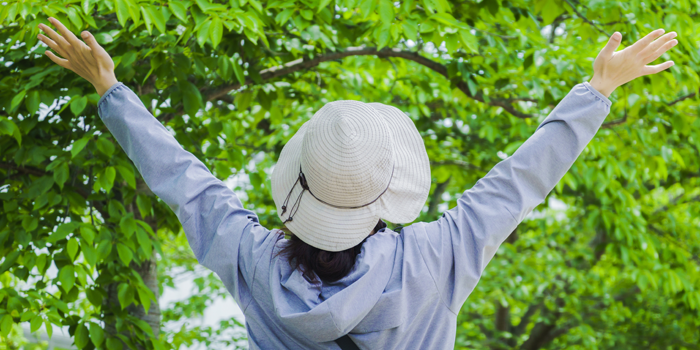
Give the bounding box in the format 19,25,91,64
271,100,431,252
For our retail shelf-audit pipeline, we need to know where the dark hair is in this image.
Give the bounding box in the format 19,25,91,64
277,220,387,283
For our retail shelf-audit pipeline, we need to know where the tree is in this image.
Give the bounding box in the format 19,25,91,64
1,0,698,349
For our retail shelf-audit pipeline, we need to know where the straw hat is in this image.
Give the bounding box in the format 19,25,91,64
271,100,431,252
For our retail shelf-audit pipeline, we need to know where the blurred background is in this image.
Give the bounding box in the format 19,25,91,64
1,0,699,349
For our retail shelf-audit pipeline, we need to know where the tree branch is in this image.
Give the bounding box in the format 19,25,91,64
562,0,610,36
205,47,534,119
512,303,542,337
668,88,700,106
427,177,451,218
431,159,485,172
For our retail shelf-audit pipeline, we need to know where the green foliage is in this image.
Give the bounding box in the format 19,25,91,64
1,0,699,349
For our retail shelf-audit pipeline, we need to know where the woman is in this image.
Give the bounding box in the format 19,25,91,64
38,17,677,349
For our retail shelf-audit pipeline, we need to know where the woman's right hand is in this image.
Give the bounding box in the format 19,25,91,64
589,29,678,97
38,17,118,97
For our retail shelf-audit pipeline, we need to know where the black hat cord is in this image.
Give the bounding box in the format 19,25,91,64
280,166,395,224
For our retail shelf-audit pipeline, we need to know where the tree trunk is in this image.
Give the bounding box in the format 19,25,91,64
427,177,451,218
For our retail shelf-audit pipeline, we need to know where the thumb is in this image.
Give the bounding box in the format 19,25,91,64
598,32,622,59
81,31,108,58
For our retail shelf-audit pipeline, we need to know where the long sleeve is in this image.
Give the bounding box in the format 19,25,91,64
97,83,268,305
405,82,611,312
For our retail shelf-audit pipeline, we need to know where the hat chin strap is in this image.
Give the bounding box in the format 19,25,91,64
280,165,395,224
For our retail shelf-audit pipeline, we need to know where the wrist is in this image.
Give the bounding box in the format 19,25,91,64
588,75,616,98
94,75,119,97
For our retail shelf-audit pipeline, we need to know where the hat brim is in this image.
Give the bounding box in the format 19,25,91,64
271,104,431,252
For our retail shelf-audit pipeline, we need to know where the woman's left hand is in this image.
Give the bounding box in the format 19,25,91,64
38,17,118,97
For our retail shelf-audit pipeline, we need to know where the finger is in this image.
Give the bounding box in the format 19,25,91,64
38,23,72,52
644,39,678,64
629,28,665,54
641,61,675,75
47,17,83,47
45,51,71,69
638,32,677,59
81,31,110,58
37,34,69,57
598,32,622,59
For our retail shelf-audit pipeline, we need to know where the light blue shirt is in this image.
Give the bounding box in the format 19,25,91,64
97,82,610,349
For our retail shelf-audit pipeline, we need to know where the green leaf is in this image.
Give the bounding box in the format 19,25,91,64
523,54,534,70
35,254,47,274
97,239,113,260
95,137,115,157
179,80,203,117
0,117,21,145
402,20,417,40
75,323,90,349
115,0,131,27
317,0,332,12
120,214,137,238
82,0,94,14
53,162,69,190
0,315,13,337
66,6,84,29
98,166,117,193
378,0,394,25
71,137,90,158
59,265,75,292
44,319,53,338
106,337,123,350
217,55,232,80
0,251,20,274
80,225,96,245
136,227,153,258
67,238,79,261
140,6,154,34
10,90,26,112
232,58,246,85
151,5,166,33
48,222,80,243
82,241,97,267
301,9,313,20
30,315,43,333
359,0,376,19
22,216,38,232
169,1,188,23
25,90,40,114
116,165,136,189
210,16,223,48
137,286,152,314
117,283,135,309
136,194,152,218
133,318,155,338
70,95,88,116
196,21,212,47
117,243,133,266
445,33,460,52
459,29,478,53
89,322,105,346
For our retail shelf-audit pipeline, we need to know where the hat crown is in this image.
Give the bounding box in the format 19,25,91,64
300,101,394,207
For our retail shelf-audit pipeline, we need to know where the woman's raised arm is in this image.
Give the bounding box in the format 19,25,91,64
405,29,678,313
38,18,267,304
